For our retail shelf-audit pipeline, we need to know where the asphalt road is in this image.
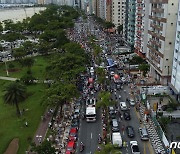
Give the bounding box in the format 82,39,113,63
77,107,102,154
74,17,155,154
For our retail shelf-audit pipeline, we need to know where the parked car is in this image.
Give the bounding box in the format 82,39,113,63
126,126,135,138
139,127,149,141
71,118,79,129
119,102,128,111
111,119,119,132
69,128,78,141
130,141,140,154
123,112,131,120
66,141,76,154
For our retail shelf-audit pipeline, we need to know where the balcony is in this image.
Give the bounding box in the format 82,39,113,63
148,30,165,41
150,23,163,31
147,44,163,58
149,39,161,48
149,15,167,23
152,8,164,13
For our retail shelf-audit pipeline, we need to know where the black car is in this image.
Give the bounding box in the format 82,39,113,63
126,126,135,138
71,118,79,129
123,112,131,120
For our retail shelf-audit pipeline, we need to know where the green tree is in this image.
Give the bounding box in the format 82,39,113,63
139,64,150,77
97,91,115,108
32,141,56,154
95,143,122,154
3,81,27,116
96,67,106,85
12,47,26,59
43,82,79,116
21,57,35,70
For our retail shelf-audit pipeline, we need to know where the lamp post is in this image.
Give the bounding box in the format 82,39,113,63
4,59,9,76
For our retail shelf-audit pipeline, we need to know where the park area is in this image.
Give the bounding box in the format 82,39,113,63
0,54,54,153
0,54,53,79
0,80,46,153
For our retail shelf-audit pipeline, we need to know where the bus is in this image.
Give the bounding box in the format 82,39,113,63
86,106,96,122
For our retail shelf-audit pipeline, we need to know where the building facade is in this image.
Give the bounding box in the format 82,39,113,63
112,0,125,28
170,0,180,101
134,0,149,58
127,0,136,48
147,0,178,85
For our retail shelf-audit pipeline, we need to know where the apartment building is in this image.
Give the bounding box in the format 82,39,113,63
147,0,178,85
106,0,112,22
99,0,106,19
134,0,149,58
127,0,136,48
112,0,126,28
170,1,180,101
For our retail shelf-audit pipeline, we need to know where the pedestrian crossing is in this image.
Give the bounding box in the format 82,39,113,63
139,105,166,154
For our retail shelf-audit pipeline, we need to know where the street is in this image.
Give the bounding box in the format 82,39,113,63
72,16,155,154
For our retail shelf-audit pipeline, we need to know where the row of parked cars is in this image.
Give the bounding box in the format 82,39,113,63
65,100,81,154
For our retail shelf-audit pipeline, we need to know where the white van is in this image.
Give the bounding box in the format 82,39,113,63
90,67,94,75
112,132,122,147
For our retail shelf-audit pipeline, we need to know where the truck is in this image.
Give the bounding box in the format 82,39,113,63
86,106,96,122
112,132,122,147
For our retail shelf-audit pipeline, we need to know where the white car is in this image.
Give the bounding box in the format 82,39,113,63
129,99,135,106
119,102,128,111
130,141,140,154
110,71,115,76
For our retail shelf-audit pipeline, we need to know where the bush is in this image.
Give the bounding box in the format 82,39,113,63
8,63,15,69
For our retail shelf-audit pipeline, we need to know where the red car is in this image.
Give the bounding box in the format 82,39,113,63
66,141,76,154
69,128,78,141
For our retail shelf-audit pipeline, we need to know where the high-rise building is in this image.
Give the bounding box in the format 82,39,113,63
112,0,125,28
127,0,136,48
134,0,149,58
106,0,112,22
147,0,178,85
170,0,180,100
99,0,106,19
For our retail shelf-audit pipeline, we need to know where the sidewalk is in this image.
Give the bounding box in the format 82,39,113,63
0,76,17,81
33,110,53,146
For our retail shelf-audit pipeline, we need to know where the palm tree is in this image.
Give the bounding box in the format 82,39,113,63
3,81,27,116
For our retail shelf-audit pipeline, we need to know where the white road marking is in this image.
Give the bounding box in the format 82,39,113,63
90,133,93,139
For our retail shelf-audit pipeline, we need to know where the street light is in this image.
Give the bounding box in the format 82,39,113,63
4,59,9,76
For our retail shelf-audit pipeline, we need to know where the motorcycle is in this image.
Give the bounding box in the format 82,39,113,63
98,135,102,144
80,142,84,152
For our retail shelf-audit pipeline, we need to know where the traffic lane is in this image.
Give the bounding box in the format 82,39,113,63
109,82,148,154
117,84,153,154
77,108,102,154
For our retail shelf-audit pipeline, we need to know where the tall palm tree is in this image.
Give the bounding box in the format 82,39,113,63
3,81,27,116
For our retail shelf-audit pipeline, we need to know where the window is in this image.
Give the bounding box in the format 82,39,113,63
171,23,173,25
169,42,172,45
175,49,178,53
166,59,168,61
172,3,174,5
118,2,120,4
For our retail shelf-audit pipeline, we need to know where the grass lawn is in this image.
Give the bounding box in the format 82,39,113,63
0,80,47,154
0,54,53,79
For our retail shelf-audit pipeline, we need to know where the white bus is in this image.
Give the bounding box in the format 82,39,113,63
86,106,96,122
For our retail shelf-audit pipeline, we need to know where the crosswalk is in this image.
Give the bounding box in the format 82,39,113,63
139,105,166,154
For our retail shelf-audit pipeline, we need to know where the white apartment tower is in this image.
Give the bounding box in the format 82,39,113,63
170,0,180,101
147,0,178,85
134,0,149,58
112,0,126,28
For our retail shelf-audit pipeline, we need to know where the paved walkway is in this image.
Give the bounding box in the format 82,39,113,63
0,76,17,81
33,110,53,146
